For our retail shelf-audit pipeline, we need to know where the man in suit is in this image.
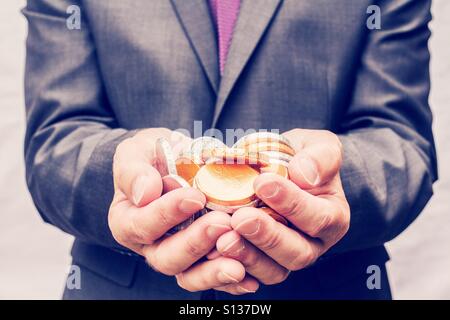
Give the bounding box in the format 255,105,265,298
23,0,437,299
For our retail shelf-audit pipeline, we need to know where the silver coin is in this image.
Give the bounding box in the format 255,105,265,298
259,150,293,163
202,148,268,166
205,199,260,214
154,138,177,177
166,209,206,235
233,132,292,149
267,157,290,167
190,137,226,163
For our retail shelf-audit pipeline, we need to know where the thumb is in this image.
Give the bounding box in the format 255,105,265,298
284,130,342,189
113,131,166,207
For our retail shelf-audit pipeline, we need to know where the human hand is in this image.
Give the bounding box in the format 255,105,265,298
108,128,257,294
213,129,350,287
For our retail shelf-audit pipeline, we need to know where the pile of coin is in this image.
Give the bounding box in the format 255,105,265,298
154,132,295,234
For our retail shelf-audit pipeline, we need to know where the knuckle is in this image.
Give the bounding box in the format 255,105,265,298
258,227,283,252
129,214,151,244
147,251,177,276
287,246,317,271
309,213,333,238
108,213,127,245
244,250,260,268
175,274,192,292
115,138,134,158
110,229,126,246
321,130,339,143
336,204,351,238
184,237,206,260
280,195,305,217
154,202,177,228
292,128,303,137
321,130,342,153
331,144,343,168
263,269,290,285
154,263,176,276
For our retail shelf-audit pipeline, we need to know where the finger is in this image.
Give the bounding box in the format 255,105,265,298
175,257,246,292
216,231,290,285
214,276,260,295
254,173,348,243
113,137,163,207
109,187,206,246
231,207,323,271
207,248,221,260
283,129,342,188
143,211,231,275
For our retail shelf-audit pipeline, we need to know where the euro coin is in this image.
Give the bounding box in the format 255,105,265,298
260,150,293,163
268,158,290,167
175,156,201,186
259,207,288,226
195,163,259,206
190,137,226,164
203,148,270,166
154,138,177,177
260,162,289,178
233,132,292,149
245,141,295,157
205,199,259,214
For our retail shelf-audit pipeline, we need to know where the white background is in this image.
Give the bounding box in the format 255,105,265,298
0,1,449,299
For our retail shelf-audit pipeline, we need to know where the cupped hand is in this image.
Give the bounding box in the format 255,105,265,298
108,128,257,295
213,129,350,286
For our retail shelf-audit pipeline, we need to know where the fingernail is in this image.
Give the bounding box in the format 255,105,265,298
235,218,260,236
256,182,280,199
218,271,240,284
297,156,319,186
206,224,231,240
237,286,256,294
179,198,205,214
132,175,149,206
222,239,245,257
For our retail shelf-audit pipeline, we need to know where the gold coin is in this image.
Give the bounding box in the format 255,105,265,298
259,207,288,226
195,163,259,206
205,199,259,214
202,148,270,167
176,156,201,186
233,132,292,149
260,150,293,163
246,141,295,157
259,162,289,178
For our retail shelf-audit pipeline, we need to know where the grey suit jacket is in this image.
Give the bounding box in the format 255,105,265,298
23,0,437,299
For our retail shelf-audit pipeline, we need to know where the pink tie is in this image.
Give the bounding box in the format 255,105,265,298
209,0,241,75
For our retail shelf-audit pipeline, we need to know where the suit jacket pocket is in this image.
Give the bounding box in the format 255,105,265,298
70,240,138,287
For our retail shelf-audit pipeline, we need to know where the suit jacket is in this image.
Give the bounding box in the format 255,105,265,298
23,0,437,299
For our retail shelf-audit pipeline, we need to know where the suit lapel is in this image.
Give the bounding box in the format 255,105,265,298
212,0,283,126
170,0,220,93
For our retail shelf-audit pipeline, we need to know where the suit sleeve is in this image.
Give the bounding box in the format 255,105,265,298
23,0,136,250
331,0,437,254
